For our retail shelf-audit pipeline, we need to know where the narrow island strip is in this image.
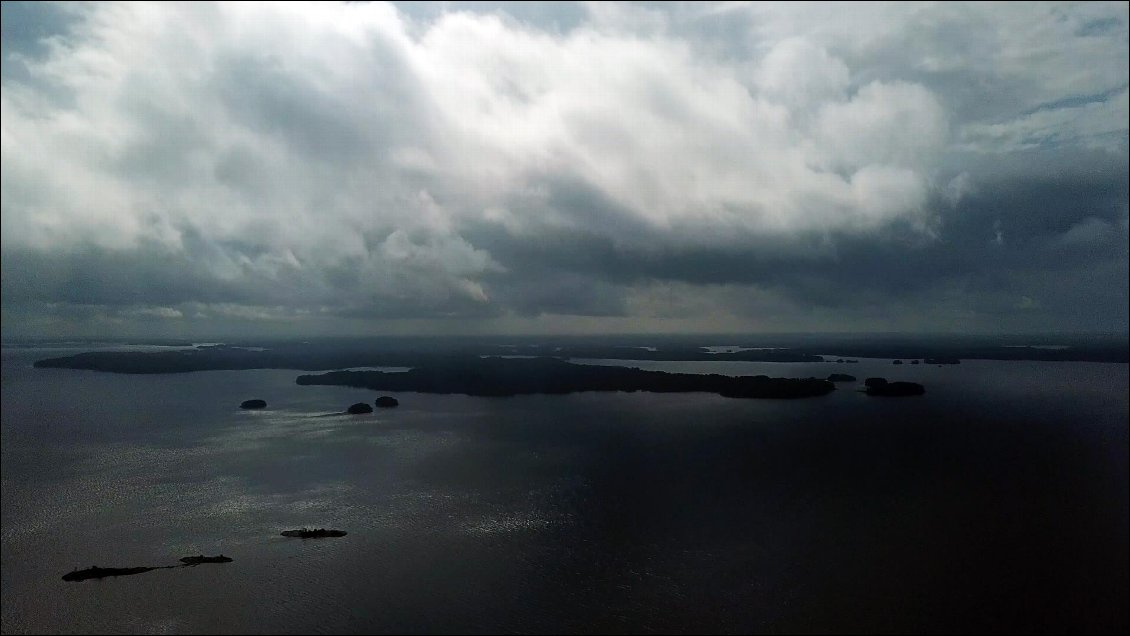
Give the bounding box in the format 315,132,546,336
296,357,836,399
63,555,233,582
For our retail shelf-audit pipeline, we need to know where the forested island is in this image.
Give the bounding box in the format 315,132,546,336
295,357,835,399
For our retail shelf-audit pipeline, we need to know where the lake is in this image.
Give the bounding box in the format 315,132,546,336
2,346,1127,633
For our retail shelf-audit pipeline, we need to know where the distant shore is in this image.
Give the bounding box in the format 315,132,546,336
27,336,1128,375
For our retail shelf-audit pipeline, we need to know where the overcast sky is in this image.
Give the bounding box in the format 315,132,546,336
1,1,1127,338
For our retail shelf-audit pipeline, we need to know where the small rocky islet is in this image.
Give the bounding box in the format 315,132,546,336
281,528,347,538
180,555,233,565
240,399,267,409
63,532,348,581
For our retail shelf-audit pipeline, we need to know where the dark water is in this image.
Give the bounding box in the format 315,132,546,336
2,347,1127,634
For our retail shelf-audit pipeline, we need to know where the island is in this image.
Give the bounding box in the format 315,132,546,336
62,566,154,582
375,396,399,408
346,402,373,414
827,374,857,382
179,555,233,564
239,399,267,409
297,357,835,400
863,378,926,397
281,528,347,538
924,357,961,365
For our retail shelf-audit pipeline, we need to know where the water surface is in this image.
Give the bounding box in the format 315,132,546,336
2,347,1127,633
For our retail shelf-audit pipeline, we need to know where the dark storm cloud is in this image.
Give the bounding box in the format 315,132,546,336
0,2,1126,336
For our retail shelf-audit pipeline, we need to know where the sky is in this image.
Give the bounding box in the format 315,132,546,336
1,1,1127,338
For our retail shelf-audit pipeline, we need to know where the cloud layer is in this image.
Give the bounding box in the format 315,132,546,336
2,1,1127,336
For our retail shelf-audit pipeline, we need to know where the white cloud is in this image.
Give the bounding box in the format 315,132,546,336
754,37,849,112
813,81,947,171
1,2,952,258
128,306,184,319
0,1,1126,332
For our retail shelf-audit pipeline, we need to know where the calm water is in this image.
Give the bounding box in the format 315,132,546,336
2,347,1127,633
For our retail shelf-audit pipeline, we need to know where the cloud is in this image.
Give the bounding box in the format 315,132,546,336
1058,216,1117,247
959,87,1128,154
127,306,183,319
1,1,1127,336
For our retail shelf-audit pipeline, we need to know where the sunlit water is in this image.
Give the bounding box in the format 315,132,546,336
2,347,1127,633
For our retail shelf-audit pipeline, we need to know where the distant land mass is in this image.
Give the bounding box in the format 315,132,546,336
30,344,820,374
296,357,835,399
28,334,1128,374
